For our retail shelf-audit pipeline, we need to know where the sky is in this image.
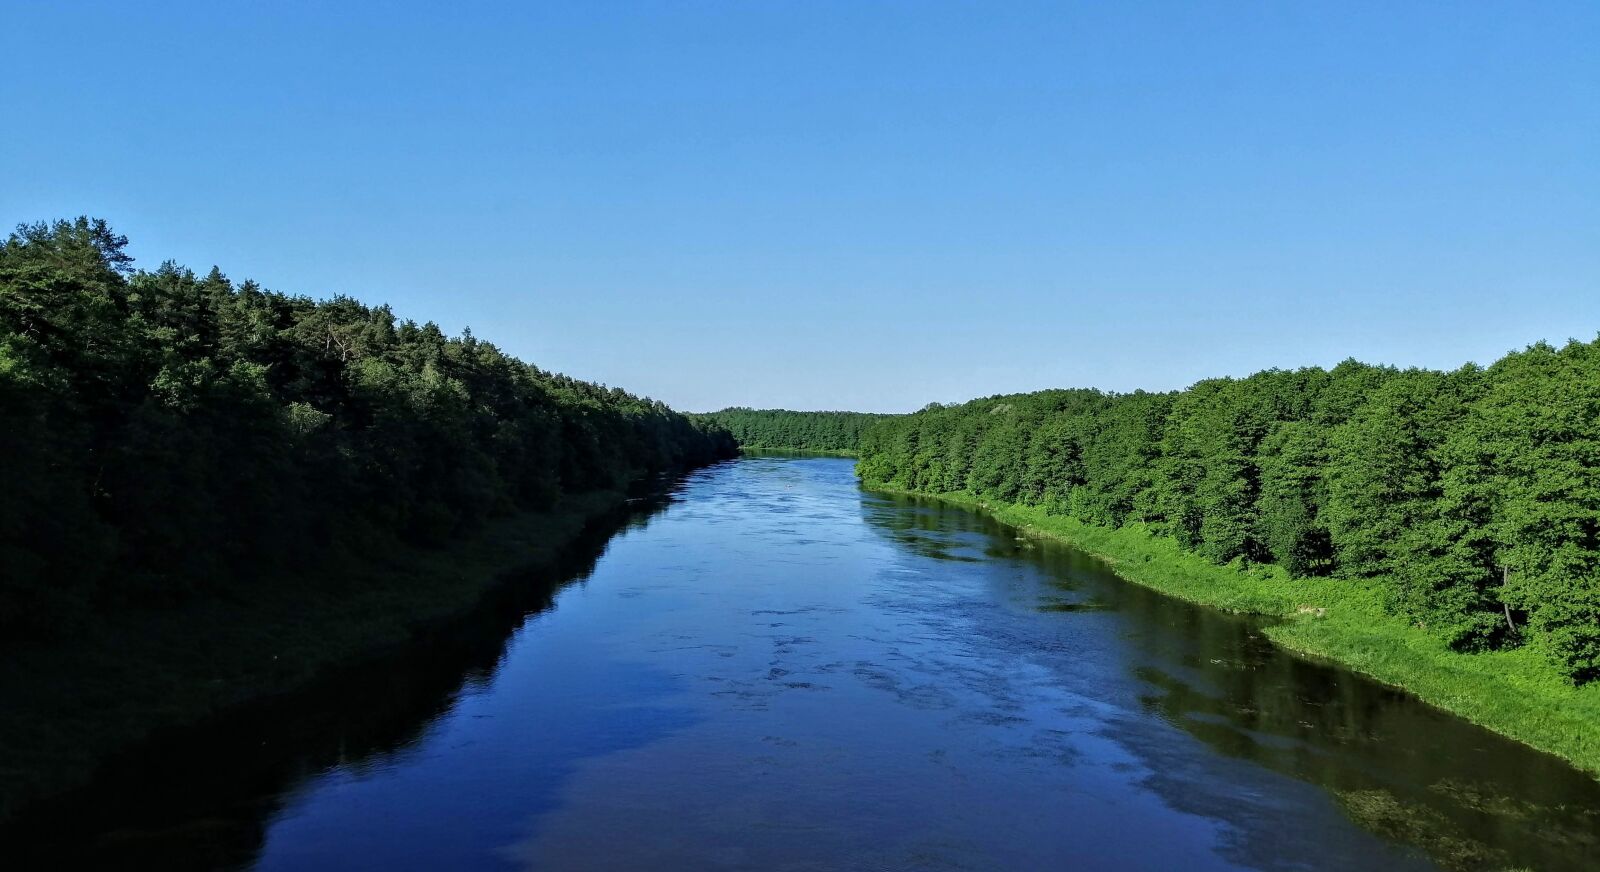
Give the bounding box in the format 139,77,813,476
5,2,1597,413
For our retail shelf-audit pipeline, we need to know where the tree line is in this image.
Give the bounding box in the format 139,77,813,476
691,408,895,454
855,347,1600,683
0,218,736,641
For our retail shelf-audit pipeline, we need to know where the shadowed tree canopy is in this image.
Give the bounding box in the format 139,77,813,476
0,218,736,641
690,408,896,454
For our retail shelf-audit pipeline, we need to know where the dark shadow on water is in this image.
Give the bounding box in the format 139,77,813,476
1036,599,1113,613
0,486,688,871
860,489,1600,872
10,466,1600,872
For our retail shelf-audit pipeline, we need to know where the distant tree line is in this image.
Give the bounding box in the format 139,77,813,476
856,350,1600,683
0,218,736,641
691,408,895,454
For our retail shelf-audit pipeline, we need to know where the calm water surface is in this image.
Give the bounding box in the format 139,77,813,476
9,457,1600,870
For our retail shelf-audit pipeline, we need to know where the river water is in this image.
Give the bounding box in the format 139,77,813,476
9,456,1599,870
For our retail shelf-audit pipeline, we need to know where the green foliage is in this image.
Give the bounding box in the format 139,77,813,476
857,345,1600,683
691,407,894,454
0,218,736,641
1256,421,1333,576
1455,341,1600,679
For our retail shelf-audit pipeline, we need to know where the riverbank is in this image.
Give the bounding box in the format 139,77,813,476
0,488,646,823
865,485,1600,778
740,446,859,458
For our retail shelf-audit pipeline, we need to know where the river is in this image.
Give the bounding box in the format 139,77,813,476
6,456,1598,870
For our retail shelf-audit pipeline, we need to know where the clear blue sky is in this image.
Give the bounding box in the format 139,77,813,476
6,2,1597,412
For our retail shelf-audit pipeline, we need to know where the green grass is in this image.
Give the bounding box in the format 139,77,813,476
0,490,632,823
870,486,1600,779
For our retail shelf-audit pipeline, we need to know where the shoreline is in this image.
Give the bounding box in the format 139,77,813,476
738,446,860,458
863,483,1600,779
0,487,662,824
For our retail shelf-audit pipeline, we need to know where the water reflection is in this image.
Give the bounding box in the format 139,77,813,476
5,460,1598,871
0,486,687,870
866,491,1600,871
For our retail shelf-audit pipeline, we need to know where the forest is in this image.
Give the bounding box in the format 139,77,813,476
691,408,894,454
855,348,1600,683
0,218,737,644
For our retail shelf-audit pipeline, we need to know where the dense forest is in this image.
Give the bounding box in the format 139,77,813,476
692,408,894,454
0,218,737,642
856,348,1600,683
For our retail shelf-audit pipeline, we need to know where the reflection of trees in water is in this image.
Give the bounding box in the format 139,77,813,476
1115,574,1600,871
861,489,1600,872
0,492,678,871
858,493,1010,564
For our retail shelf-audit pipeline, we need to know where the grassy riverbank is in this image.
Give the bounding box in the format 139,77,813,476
0,490,636,823
870,486,1600,778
